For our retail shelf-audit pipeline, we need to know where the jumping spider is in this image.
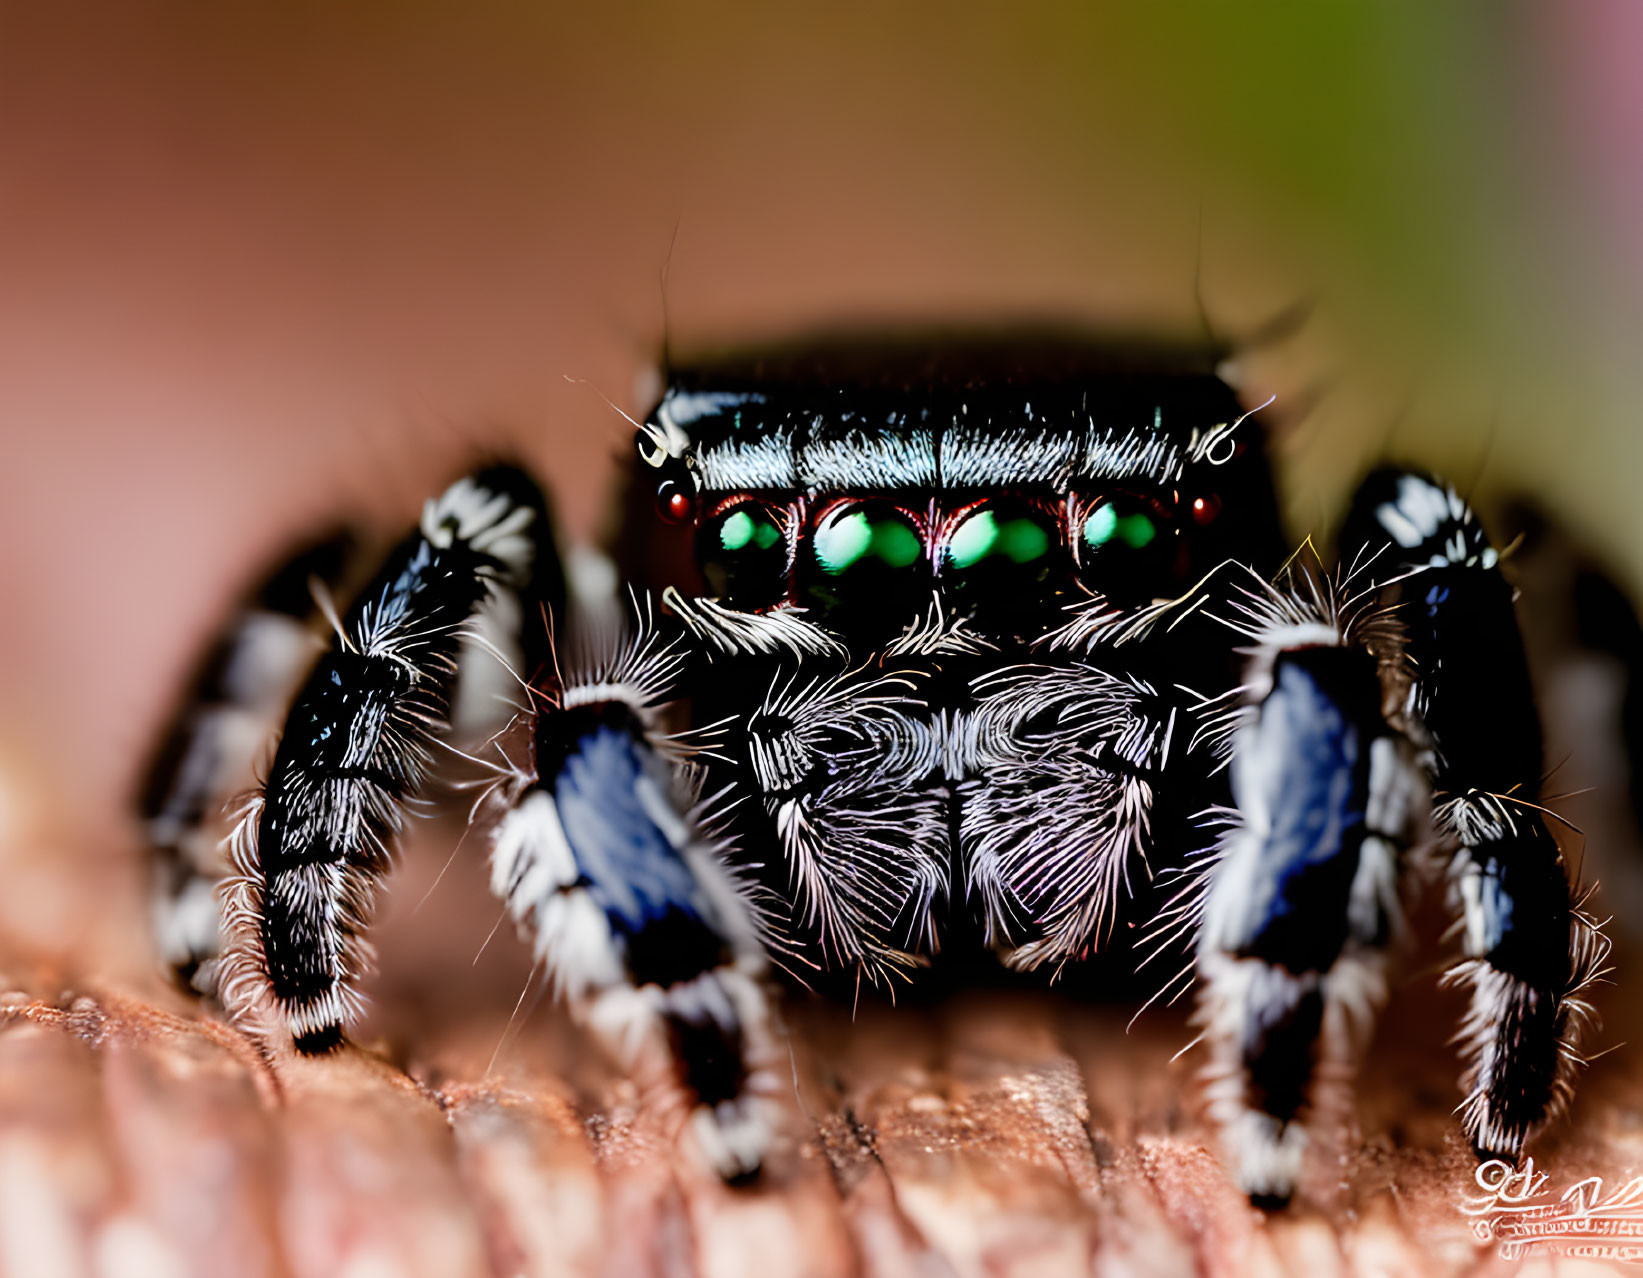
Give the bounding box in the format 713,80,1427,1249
136,329,1607,1206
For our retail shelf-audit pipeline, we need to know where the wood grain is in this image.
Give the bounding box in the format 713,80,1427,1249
0,932,1635,1278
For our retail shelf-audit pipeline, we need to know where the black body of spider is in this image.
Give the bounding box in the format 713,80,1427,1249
136,329,1605,1203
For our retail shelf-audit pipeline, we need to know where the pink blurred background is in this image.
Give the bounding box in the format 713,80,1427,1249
3,2,1642,966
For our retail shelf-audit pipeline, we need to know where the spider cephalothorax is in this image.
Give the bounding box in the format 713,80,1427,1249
624,334,1285,988
137,329,1606,1202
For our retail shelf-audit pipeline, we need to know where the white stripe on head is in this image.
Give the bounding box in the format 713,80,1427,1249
694,434,796,491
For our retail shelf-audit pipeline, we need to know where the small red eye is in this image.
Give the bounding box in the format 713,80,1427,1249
657,479,696,524
1192,494,1222,526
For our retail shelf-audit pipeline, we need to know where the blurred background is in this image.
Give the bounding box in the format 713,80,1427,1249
3,1,1643,970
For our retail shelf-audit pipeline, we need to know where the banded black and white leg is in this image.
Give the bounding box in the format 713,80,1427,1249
1193,581,1424,1207
138,529,355,995
1341,469,1609,1164
487,604,780,1181
221,464,551,1053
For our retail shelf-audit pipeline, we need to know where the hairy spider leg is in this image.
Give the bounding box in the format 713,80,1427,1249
1195,599,1424,1208
1341,468,1609,1163
221,464,550,1053
137,528,356,996
487,601,780,1182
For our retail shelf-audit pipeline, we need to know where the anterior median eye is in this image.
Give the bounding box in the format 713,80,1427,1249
800,502,927,630
811,505,921,574
1076,495,1177,604
939,502,1062,635
697,503,787,609
947,506,1053,569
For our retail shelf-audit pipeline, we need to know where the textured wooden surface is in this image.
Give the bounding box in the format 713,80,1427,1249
0,933,1636,1278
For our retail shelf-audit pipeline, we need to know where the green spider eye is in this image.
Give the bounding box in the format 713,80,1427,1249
1077,496,1177,603
697,503,787,609
1083,502,1156,550
811,506,922,574
801,502,928,633
940,502,1063,638
718,508,781,554
947,509,1052,569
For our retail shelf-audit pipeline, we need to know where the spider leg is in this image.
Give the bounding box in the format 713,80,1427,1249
137,528,355,995
1341,468,1608,1164
487,599,779,1182
1194,579,1424,1207
220,464,551,1053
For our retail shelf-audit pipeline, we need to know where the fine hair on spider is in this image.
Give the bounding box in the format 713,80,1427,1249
1185,474,1612,1206
136,330,1613,1200
219,466,551,1053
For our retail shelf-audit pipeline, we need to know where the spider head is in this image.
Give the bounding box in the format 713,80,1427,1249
638,330,1284,646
